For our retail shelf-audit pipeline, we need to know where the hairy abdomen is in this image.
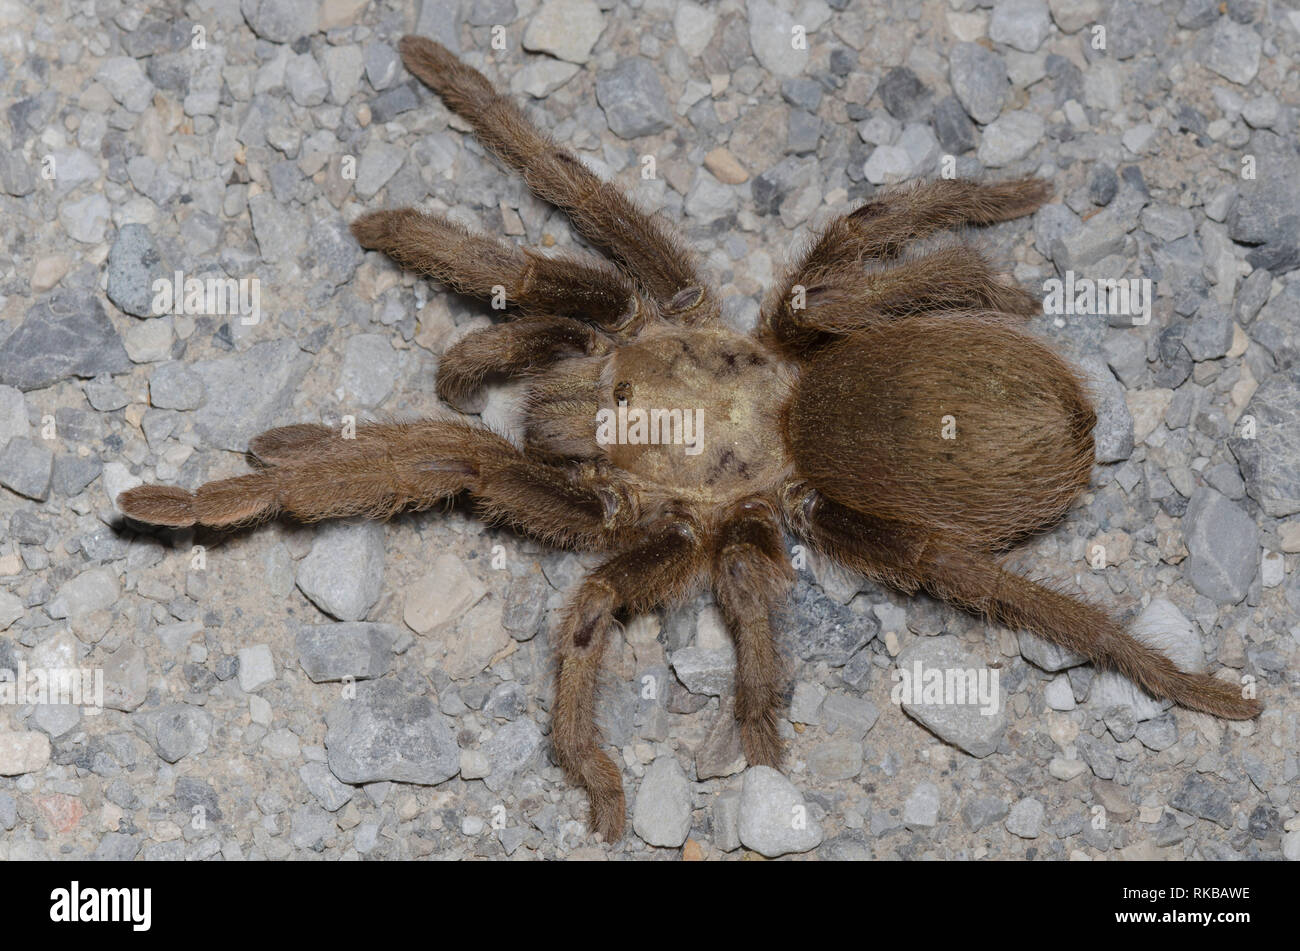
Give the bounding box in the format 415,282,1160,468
788,315,1096,549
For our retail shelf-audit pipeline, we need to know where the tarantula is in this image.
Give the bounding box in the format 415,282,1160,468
120,36,1260,842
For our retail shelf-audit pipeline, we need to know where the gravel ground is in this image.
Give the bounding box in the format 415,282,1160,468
0,0,1297,861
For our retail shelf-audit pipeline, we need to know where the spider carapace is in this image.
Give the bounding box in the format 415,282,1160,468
120,36,1260,842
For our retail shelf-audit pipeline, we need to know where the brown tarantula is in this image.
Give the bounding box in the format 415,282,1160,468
120,36,1260,841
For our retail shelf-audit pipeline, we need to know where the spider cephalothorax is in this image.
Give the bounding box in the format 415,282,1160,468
120,36,1261,842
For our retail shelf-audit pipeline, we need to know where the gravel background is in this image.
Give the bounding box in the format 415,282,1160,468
0,0,1297,860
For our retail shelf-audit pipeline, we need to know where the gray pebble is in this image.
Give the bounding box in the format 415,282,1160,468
596,58,673,139
737,766,823,857
0,292,131,392
1004,797,1044,838
632,755,692,847
296,621,394,682
949,42,1007,125
296,519,386,622
325,678,459,784
1184,487,1258,603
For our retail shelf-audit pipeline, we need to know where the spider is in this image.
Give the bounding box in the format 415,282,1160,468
119,36,1261,843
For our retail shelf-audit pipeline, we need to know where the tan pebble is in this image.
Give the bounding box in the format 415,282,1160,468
31,254,70,293
704,147,748,184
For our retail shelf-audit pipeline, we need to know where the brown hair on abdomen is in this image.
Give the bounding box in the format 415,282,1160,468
787,315,1096,550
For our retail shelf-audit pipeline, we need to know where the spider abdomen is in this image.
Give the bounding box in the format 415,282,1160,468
787,315,1096,549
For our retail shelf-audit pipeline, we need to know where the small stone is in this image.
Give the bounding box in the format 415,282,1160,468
789,579,876,665
49,567,120,620
1049,756,1088,780
808,740,863,781
290,805,336,850
949,42,1007,124
148,361,204,410
669,646,733,696
1125,388,1174,444
364,42,400,91
1051,217,1127,274
788,681,826,724
296,519,387,621
237,644,276,692
1203,18,1262,85
1088,165,1118,205
353,141,406,200
0,437,53,500
403,552,487,635
95,57,153,112
878,66,931,121
0,730,51,775
863,145,913,185
1135,713,1178,751
705,148,748,185
106,224,166,317
1048,0,1101,33
903,781,941,827
340,333,398,407
1230,375,1300,517
713,789,742,852
123,317,173,364
1019,630,1087,671
241,0,319,43
482,718,543,789
189,339,311,451
632,756,692,847
135,704,213,763
977,110,1044,167
59,193,112,244
325,678,459,784
299,762,354,811
522,0,604,64
509,59,579,99
296,622,394,682
737,766,823,857
747,0,820,78
442,597,510,681
989,0,1052,52
596,58,673,139
1260,551,1284,588
30,255,70,294
897,635,1006,757
1183,487,1259,604
962,795,1009,831
286,52,329,107
322,45,364,104
1005,797,1044,838
694,705,747,779
674,2,718,58
460,749,491,780
1044,674,1076,710
932,95,977,154
1170,773,1233,828
820,691,879,739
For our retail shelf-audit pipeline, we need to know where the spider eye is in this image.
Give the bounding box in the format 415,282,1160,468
614,381,633,404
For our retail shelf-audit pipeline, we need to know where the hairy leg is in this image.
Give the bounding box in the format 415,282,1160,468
710,500,794,767
436,316,610,410
397,36,715,319
762,177,1050,348
118,419,638,549
351,208,643,332
788,487,1261,720
764,242,1039,352
553,518,706,840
